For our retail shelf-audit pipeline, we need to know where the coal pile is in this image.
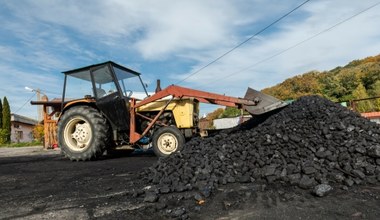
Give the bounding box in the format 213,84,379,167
142,96,380,197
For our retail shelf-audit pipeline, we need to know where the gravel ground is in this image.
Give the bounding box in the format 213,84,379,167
0,150,378,219
0,146,59,157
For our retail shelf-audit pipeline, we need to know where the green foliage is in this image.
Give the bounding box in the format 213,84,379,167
319,73,342,101
262,71,322,100
263,54,380,112
206,108,224,120
220,107,241,118
352,83,368,99
319,69,361,101
368,80,380,96
362,69,380,92
0,99,2,128
0,140,43,148
344,59,362,68
1,97,11,144
0,129,9,144
205,108,224,129
33,124,44,142
368,80,380,111
352,83,372,112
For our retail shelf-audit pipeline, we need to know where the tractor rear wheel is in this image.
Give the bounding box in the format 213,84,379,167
58,106,110,161
152,126,185,157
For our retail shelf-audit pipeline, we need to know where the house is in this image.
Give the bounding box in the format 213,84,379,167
11,113,39,143
198,117,210,130
361,112,380,124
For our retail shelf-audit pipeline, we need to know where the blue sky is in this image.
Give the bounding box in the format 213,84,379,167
1,0,380,120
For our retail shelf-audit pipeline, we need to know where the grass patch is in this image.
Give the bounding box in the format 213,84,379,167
0,141,43,148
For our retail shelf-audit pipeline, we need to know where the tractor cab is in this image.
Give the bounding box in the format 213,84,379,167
62,61,149,101
62,61,149,131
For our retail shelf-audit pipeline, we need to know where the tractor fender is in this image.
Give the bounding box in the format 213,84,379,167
58,99,97,122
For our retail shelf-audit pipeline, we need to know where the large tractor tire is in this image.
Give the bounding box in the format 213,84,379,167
152,126,185,157
58,106,110,161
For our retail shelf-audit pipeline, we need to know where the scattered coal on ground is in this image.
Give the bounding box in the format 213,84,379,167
139,95,380,217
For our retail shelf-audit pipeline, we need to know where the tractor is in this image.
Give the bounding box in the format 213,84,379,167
32,61,287,161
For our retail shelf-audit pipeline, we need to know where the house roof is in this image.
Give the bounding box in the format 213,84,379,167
361,112,380,119
11,113,39,125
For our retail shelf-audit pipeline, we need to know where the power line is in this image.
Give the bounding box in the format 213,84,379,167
196,1,380,88
175,0,311,85
14,93,36,114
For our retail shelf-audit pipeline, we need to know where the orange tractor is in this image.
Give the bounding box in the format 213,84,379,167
32,61,286,161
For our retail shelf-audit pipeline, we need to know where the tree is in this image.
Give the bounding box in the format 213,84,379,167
0,129,8,144
1,97,11,143
220,107,241,118
337,70,360,101
32,124,44,142
206,108,224,121
205,108,224,129
368,80,380,96
262,54,380,104
263,71,322,100
368,80,380,111
352,83,372,112
0,98,2,128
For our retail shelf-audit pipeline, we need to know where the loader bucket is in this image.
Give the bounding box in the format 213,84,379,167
243,87,288,115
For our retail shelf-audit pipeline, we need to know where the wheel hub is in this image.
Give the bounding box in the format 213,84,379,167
64,117,92,152
158,133,177,154
72,123,90,148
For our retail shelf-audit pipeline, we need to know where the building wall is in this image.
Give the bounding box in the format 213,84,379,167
10,114,38,143
198,118,210,130
213,115,252,129
11,122,35,143
370,118,380,124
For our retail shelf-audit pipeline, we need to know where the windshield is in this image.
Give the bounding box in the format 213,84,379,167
114,66,148,99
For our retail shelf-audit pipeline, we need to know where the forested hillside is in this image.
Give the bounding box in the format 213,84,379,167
262,54,380,112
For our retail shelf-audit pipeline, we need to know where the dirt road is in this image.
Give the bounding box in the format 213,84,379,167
0,147,379,219
0,147,158,219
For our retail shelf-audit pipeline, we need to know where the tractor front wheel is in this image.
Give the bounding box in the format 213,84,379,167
58,106,110,161
152,126,185,157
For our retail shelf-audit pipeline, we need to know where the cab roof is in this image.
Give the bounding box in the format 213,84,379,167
62,61,142,84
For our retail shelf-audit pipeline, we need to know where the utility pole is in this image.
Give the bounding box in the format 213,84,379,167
25,87,45,122
36,89,42,122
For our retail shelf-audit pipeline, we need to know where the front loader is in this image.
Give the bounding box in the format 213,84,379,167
32,61,287,161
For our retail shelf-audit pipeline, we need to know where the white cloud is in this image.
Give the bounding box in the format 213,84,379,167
134,1,238,59
1,0,380,119
174,0,380,95
0,63,62,118
3,0,294,60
